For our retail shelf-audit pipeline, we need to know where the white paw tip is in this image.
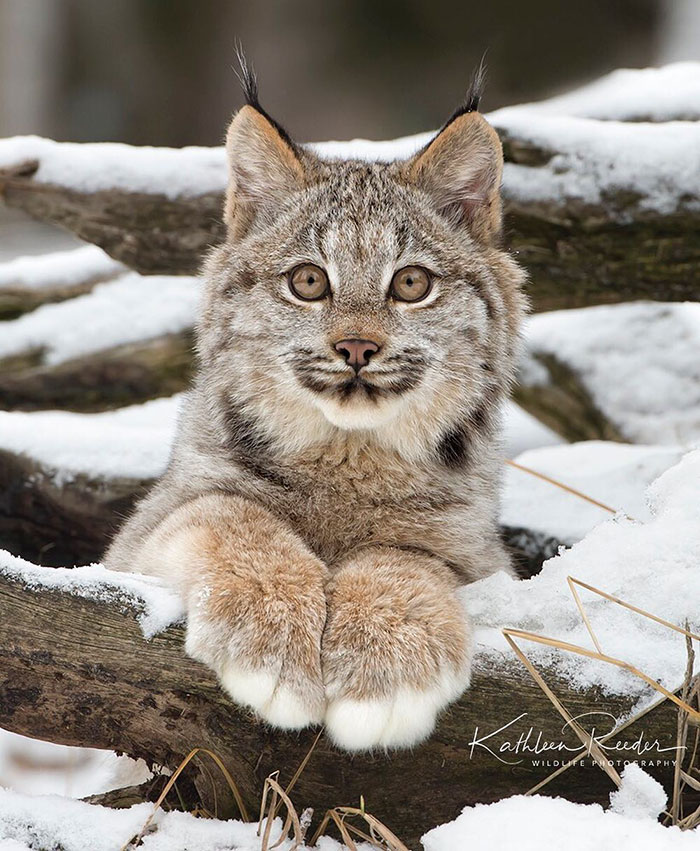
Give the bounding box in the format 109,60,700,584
220,663,278,712
326,673,470,752
325,698,393,751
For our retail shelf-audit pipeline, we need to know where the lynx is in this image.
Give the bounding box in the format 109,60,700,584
105,63,527,751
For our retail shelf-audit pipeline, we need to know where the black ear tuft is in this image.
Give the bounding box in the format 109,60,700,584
442,53,488,130
234,42,260,110
233,43,298,151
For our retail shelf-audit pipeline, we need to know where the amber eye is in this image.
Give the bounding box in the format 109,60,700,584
390,266,432,302
289,264,329,301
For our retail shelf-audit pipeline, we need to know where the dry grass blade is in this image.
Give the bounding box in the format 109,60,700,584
670,630,695,824
258,773,303,851
502,631,622,787
311,804,410,851
568,577,700,644
505,459,624,516
264,728,323,829
503,627,700,722
567,575,602,655
121,747,249,850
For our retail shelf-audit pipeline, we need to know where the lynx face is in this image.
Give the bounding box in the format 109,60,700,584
198,85,526,458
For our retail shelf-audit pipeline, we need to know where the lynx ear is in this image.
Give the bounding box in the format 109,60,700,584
224,105,305,237
405,109,504,244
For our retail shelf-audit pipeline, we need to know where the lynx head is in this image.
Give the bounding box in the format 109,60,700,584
198,64,526,462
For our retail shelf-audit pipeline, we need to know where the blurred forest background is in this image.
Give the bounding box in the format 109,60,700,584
1,0,699,147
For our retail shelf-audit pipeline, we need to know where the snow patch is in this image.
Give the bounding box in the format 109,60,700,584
467,449,700,698
0,550,184,637
0,790,339,851
0,396,180,481
609,763,668,820
504,401,565,457
0,273,200,365
522,302,700,445
0,136,227,199
502,441,685,542
0,245,125,291
422,794,697,851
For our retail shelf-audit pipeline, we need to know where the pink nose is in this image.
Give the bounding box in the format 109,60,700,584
334,338,380,373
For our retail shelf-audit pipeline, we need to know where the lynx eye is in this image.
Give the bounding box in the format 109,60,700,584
289,264,329,301
390,266,431,302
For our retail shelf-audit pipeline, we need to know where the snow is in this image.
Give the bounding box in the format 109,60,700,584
495,114,700,219
0,245,125,291
0,730,150,799
422,794,697,851
609,763,668,820
522,302,700,446
0,272,200,365
502,441,685,542
0,136,227,200
504,401,565,457
0,396,180,481
501,62,700,122
0,550,183,638
0,791,344,851
466,448,700,698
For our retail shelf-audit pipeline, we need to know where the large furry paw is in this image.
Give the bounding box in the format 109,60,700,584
184,551,328,731
186,609,326,730
321,548,472,751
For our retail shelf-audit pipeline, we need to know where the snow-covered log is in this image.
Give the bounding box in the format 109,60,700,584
3,447,699,845
1,64,699,310
0,246,126,321
516,303,700,443
0,559,679,848
0,271,199,411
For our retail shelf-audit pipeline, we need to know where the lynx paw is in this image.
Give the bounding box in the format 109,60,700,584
321,547,472,751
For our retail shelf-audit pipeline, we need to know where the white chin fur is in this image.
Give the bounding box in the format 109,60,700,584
220,662,323,730
325,670,468,751
313,396,404,431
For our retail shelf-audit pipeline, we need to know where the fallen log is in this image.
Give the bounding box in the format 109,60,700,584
0,331,194,412
0,245,127,320
0,563,680,848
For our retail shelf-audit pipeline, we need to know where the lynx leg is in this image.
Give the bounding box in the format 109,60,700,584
322,547,471,751
133,493,328,730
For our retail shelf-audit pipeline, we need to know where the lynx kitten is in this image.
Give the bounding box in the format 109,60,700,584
105,64,527,751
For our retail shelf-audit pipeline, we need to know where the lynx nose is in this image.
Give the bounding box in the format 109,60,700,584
334,338,380,373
